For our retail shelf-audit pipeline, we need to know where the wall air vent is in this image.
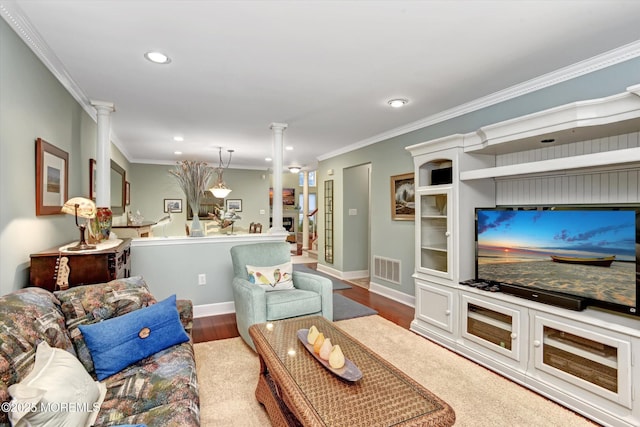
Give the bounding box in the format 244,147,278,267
373,256,401,285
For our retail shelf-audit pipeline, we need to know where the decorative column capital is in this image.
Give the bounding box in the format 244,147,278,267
90,100,115,114
269,122,288,132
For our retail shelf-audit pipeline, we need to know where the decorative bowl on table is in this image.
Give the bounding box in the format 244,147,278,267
297,329,362,382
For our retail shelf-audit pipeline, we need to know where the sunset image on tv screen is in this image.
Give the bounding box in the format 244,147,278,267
476,209,636,306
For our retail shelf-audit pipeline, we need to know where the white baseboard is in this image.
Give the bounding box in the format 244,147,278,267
194,301,235,318
316,264,342,278
369,281,415,308
342,269,369,280
316,264,368,281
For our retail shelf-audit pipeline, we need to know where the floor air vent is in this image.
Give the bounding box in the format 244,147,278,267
373,256,401,284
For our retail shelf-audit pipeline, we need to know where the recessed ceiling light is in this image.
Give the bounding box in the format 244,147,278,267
388,98,408,108
144,51,171,64
173,136,184,142
285,146,293,151
174,151,182,155
265,157,272,162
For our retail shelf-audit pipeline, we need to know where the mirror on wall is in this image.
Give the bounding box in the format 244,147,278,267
110,160,125,214
324,179,334,264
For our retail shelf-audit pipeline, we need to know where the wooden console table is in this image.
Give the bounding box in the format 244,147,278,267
30,238,131,291
112,221,155,238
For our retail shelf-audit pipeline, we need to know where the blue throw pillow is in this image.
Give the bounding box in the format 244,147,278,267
78,295,189,380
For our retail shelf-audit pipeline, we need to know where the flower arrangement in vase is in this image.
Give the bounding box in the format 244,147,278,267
169,160,213,236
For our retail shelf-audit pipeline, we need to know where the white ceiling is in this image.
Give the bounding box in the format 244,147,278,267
3,1,640,171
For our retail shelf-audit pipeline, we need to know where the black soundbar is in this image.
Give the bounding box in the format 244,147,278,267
498,283,587,311
459,279,588,311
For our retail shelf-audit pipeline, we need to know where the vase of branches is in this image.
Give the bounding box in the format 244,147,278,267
169,160,213,237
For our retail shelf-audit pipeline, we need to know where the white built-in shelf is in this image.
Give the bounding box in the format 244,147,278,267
421,244,447,252
457,84,640,181
465,85,640,154
461,146,640,181
409,84,640,427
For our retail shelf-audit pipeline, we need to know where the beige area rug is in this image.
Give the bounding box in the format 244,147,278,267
194,315,595,426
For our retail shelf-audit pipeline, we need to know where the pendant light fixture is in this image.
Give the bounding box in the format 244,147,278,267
210,147,234,198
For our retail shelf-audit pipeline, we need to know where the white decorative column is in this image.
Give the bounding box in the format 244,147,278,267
269,122,288,235
302,170,310,250
91,101,115,207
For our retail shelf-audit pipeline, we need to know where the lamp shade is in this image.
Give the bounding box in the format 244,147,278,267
61,197,97,218
209,187,231,199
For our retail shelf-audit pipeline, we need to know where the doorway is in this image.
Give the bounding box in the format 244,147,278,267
342,163,371,286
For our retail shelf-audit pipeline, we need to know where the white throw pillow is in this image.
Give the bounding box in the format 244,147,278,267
7,341,106,427
246,261,295,291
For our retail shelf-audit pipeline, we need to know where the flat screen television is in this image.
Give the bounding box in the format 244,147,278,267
475,206,639,317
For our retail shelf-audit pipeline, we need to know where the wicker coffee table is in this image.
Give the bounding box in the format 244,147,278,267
248,316,455,427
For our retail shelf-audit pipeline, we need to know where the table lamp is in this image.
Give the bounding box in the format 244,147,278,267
61,197,97,251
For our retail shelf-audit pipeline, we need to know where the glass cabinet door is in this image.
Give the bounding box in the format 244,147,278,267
460,294,527,369
533,315,632,407
418,189,451,278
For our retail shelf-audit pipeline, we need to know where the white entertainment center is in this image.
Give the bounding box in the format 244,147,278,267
406,85,640,427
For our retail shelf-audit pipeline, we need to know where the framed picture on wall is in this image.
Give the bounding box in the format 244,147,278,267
164,198,182,213
269,188,296,206
390,172,415,221
89,158,97,200
225,199,242,212
35,138,68,216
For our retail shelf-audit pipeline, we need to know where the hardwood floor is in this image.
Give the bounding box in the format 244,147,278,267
192,266,414,344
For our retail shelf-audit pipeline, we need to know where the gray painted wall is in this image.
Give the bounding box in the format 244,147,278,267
317,136,416,295
128,164,312,236
0,18,129,294
130,234,284,308
1,19,91,293
129,164,271,236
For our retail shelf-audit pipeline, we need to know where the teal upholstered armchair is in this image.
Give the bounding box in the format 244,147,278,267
230,242,333,350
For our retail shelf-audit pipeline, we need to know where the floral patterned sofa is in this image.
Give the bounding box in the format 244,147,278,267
0,276,200,427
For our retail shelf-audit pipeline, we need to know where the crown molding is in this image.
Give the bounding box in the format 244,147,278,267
1,2,94,119
0,1,132,161
132,158,272,171
319,39,640,162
